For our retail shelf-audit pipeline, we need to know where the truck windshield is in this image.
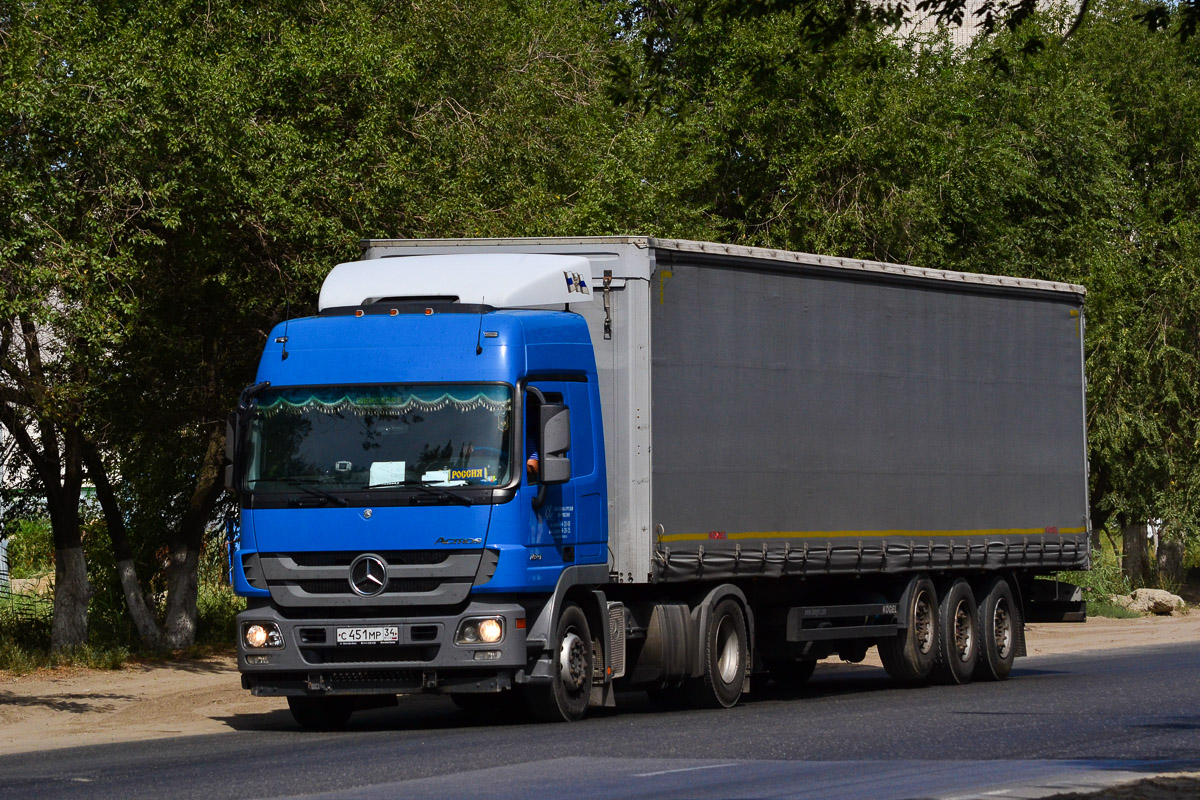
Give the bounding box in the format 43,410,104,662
244,383,512,492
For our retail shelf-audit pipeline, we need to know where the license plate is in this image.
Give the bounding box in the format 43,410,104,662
336,626,399,645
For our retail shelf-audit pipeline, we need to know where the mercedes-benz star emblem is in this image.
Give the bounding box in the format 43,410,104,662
349,554,388,597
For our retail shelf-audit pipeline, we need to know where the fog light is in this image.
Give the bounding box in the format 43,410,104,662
245,655,271,665
477,618,502,643
473,650,502,661
243,622,283,649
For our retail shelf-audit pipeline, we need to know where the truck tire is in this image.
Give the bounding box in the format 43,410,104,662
688,597,748,708
287,696,355,730
878,576,937,684
975,576,1017,681
765,657,818,687
525,602,593,722
930,578,979,685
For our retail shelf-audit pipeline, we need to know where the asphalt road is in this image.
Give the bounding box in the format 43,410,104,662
2,642,1198,800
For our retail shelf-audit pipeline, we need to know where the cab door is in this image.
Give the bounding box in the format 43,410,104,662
523,381,580,567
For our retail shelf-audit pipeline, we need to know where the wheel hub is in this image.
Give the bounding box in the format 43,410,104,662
715,617,741,684
914,592,934,655
993,600,1013,659
558,631,588,690
953,601,974,662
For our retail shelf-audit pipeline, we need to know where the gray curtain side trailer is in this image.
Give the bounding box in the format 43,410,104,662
354,236,1089,713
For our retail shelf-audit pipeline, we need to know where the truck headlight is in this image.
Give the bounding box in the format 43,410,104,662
456,617,504,645
243,622,284,649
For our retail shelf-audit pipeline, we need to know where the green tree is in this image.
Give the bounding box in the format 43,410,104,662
1068,0,1200,585
4,0,669,649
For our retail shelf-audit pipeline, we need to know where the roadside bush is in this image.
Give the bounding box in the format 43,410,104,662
0,517,243,671
0,605,51,674
80,518,138,648
195,582,245,647
5,518,54,579
48,644,131,671
1055,545,1140,618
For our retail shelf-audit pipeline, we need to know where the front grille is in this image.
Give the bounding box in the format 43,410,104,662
283,550,457,568
301,645,439,665
290,578,448,595
325,669,424,691
275,602,470,620
259,549,484,608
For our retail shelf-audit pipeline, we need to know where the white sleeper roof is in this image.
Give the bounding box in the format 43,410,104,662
317,253,595,311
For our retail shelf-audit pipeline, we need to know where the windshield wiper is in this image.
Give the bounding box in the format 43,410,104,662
277,477,350,507
365,479,474,506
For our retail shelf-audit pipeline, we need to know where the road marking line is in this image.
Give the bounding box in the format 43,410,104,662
634,763,738,778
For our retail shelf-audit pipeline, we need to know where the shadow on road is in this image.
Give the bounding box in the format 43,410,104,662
213,663,917,734
0,690,132,713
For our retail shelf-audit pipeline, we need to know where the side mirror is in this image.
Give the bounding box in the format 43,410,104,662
538,403,571,485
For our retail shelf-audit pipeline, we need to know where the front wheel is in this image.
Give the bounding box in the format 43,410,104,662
688,597,748,708
524,602,593,722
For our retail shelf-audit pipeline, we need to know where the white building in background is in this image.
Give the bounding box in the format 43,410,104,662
903,7,988,47
899,0,1079,47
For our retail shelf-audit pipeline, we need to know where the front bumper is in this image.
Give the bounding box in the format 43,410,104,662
237,601,528,697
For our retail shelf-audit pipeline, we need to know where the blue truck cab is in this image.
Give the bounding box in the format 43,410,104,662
229,254,612,726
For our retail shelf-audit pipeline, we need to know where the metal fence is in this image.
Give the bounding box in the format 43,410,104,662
0,542,53,623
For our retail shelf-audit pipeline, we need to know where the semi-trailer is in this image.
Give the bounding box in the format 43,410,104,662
226,237,1090,728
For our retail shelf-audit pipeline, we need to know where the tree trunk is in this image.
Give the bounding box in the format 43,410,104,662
51,545,92,649
1156,536,1185,589
47,500,93,646
47,430,93,650
84,444,163,647
164,538,201,649
163,424,227,649
1121,521,1150,588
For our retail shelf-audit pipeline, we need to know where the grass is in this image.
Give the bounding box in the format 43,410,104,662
1085,597,1144,619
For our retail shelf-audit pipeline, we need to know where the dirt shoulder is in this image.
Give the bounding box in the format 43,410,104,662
1,613,1198,758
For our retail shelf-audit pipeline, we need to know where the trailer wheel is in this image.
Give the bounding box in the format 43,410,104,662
931,578,979,685
765,657,817,687
287,696,355,730
975,576,1017,681
688,598,748,708
525,602,592,722
878,576,937,684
